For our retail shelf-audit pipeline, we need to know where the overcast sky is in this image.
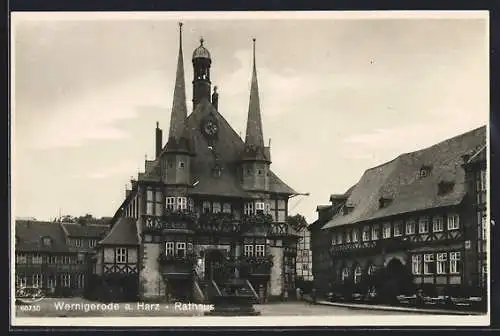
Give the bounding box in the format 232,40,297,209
12,12,488,223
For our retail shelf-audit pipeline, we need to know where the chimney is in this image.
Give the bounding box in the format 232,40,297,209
212,86,219,110
155,122,163,158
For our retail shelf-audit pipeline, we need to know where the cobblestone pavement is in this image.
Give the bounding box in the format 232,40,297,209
15,298,424,318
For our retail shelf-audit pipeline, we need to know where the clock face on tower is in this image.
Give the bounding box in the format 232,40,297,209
203,119,219,137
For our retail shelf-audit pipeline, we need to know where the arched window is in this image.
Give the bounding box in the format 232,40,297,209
367,264,376,276
341,267,350,282
354,265,363,284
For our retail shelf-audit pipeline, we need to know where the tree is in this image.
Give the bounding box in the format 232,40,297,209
286,214,308,232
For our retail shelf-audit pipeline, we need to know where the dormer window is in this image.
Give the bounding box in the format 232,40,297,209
42,237,52,246
379,197,392,209
244,202,254,215
438,181,455,195
343,205,354,215
418,165,433,178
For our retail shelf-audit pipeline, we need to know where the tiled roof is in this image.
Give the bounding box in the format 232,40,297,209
322,126,486,230
15,220,70,253
61,223,108,238
99,217,139,246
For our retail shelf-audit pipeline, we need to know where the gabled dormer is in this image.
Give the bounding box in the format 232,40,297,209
417,164,433,178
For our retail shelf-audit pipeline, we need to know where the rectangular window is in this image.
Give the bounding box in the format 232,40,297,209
362,227,370,241
331,235,337,246
412,255,422,274
116,248,127,263
447,214,459,230
49,256,57,264
383,223,391,239
61,274,71,287
32,254,42,264
449,252,461,274
203,201,211,213
244,202,254,215
424,254,435,274
146,203,154,215
433,217,444,232
406,220,416,235
155,201,163,216
372,225,380,240
212,202,221,213
47,275,56,289
165,242,175,256
76,274,85,289
419,217,429,233
255,245,265,257
89,239,96,248
16,274,27,288
255,202,265,214
436,253,447,274
75,239,82,247
16,254,27,264
166,197,176,211
32,274,43,288
393,221,402,237
337,233,343,244
222,203,232,214
479,169,487,191
177,197,187,211
346,229,351,243
352,229,359,242
244,244,254,257
176,242,186,257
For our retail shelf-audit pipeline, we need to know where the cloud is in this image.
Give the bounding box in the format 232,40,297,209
22,70,171,150
71,161,139,180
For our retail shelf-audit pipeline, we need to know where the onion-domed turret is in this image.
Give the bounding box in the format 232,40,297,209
192,37,212,110
192,38,211,61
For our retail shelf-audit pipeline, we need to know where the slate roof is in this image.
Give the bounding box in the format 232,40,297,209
99,217,139,246
15,220,70,253
141,99,296,197
61,223,108,238
322,126,486,230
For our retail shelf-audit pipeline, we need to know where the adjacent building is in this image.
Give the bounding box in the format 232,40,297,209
296,226,313,283
14,220,108,297
310,126,487,299
91,24,299,302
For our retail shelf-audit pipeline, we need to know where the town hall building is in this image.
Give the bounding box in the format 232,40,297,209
90,23,299,302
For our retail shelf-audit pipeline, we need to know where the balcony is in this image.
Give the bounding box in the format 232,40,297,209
241,213,273,234
158,252,196,278
197,213,240,234
142,211,197,233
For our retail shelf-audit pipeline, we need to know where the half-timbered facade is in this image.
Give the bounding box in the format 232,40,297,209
15,220,108,297
95,24,298,302
311,126,487,299
296,226,313,282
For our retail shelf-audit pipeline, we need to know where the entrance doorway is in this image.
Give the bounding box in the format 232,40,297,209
204,249,226,281
380,258,413,302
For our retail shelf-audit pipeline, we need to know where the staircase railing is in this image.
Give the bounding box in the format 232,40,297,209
245,280,259,301
211,279,223,296
192,269,206,302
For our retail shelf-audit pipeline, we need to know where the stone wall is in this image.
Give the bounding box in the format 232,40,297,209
139,243,166,300
269,246,284,296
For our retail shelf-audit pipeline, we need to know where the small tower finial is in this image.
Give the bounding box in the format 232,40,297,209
156,121,159,128
200,37,204,46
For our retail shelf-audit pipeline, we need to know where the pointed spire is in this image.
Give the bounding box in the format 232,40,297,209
245,38,265,150
168,22,188,142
